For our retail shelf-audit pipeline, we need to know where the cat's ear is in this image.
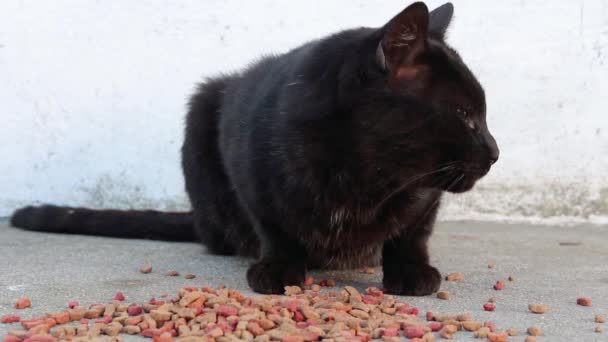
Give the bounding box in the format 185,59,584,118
377,2,429,79
429,3,454,39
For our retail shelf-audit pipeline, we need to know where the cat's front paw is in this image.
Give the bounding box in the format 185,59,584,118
383,263,441,296
247,259,306,294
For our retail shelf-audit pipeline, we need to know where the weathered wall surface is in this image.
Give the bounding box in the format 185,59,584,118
1,0,607,223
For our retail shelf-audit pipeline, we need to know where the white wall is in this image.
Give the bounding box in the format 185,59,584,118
1,0,607,223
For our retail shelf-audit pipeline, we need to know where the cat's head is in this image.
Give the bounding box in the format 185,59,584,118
340,2,499,193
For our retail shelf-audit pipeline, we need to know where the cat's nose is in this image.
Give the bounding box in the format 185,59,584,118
485,134,499,165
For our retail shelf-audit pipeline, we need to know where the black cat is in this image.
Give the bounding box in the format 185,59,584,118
10,2,499,295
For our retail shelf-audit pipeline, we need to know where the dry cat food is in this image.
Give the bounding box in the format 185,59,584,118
493,281,505,291
359,268,375,274
444,273,463,282
1,316,20,324
166,271,180,277
595,314,606,323
527,304,549,314
0,285,521,342
14,298,32,310
436,292,449,300
483,303,496,312
139,264,153,274
527,325,542,336
184,274,197,280
577,297,592,306
595,326,603,333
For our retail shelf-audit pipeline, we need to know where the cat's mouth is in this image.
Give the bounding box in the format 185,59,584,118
439,166,490,193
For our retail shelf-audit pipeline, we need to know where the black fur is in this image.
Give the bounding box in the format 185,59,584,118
10,2,499,295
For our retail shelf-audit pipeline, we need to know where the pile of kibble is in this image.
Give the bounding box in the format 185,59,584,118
2,282,546,342
1,265,604,342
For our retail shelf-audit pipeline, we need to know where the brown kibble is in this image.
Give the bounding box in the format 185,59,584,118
595,326,603,333
488,297,496,303
528,304,550,314
577,297,592,306
139,264,152,273
445,272,464,281
165,270,179,277
506,328,517,336
474,327,491,338
184,273,196,279
527,325,542,336
304,276,314,286
360,267,375,274
102,322,123,336
326,279,337,287
524,337,537,342
508,275,516,281
14,297,32,309
595,314,606,323
436,291,450,300
461,321,482,331
284,286,302,296
488,263,496,269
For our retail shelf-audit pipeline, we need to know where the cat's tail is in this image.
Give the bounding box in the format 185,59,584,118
9,205,196,241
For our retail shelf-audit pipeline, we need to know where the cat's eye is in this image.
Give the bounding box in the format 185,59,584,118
456,108,476,130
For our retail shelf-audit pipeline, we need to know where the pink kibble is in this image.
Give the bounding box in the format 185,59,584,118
484,321,496,331
114,291,125,301
493,282,505,290
362,295,379,305
428,322,442,332
127,305,143,316
2,336,20,342
96,315,113,324
281,300,299,312
403,326,425,339
68,301,79,309
380,328,398,337
216,305,239,317
483,303,496,311
426,311,434,321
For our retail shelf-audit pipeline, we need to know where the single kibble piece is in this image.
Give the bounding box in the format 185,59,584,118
165,271,179,277
487,332,508,342
114,291,125,301
474,327,491,338
1,315,21,323
488,297,496,303
284,286,302,296
483,303,496,312
595,314,606,323
488,263,496,269
508,275,516,281
184,274,196,279
445,272,464,281
14,298,32,309
326,279,337,287
577,297,592,306
493,281,505,290
506,328,518,336
595,327,603,333
139,264,152,273
437,291,450,300
524,337,537,342
360,267,375,274
304,276,314,286
528,304,549,314
527,326,542,336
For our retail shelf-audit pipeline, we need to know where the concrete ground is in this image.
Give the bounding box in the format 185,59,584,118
0,220,607,341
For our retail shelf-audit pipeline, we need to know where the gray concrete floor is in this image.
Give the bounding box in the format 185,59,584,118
0,220,607,341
